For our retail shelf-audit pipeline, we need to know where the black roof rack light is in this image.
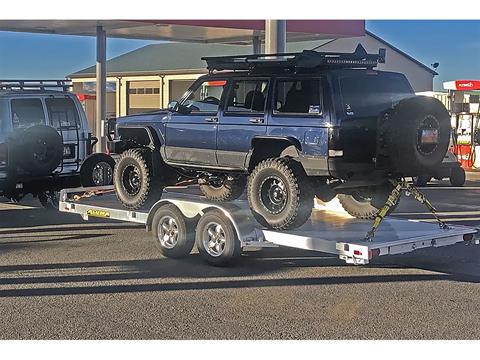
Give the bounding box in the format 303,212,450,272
0,79,72,91
202,44,386,73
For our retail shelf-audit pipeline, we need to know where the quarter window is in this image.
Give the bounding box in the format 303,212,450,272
274,79,323,115
226,80,268,113
45,98,80,128
181,79,227,113
11,98,46,129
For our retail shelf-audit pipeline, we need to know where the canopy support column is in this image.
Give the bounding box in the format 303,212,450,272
95,25,107,153
265,20,286,54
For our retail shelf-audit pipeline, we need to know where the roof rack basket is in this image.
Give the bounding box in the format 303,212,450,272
0,79,72,91
202,44,386,73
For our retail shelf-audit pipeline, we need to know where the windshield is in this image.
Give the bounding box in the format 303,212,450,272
340,71,415,118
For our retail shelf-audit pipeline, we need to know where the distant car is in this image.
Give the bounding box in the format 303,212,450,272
413,150,466,187
108,46,451,230
0,80,115,208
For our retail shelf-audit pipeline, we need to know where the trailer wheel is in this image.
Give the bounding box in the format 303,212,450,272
195,209,241,266
450,166,466,187
151,204,195,258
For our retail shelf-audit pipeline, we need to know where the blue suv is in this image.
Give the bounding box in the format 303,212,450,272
108,46,450,229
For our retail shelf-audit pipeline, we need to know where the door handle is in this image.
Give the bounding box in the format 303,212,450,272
205,117,219,123
249,117,264,124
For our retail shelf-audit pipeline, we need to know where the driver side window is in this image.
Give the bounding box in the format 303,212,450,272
181,79,227,113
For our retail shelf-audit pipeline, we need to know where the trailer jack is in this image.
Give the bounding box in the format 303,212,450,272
363,179,450,242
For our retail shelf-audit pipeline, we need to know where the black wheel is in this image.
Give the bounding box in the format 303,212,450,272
80,153,116,187
114,148,163,210
382,96,451,176
450,166,466,187
199,175,246,201
9,125,63,176
337,186,398,220
412,175,431,187
151,204,195,258
247,157,313,230
38,190,60,210
195,209,241,266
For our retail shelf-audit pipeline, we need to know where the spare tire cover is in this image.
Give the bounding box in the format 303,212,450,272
384,96,450,176
9,125,63,176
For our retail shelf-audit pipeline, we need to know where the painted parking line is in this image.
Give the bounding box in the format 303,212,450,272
395,210,480,216
411,217,480,223
0,203,36,210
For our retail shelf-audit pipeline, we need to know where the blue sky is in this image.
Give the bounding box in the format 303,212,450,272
0,20,478,91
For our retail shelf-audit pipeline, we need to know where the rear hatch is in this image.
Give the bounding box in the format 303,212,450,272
336,70,415,164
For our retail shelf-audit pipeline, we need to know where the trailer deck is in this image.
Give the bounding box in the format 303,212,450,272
59,186,478,265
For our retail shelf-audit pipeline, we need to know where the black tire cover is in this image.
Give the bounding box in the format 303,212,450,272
9,125,63,176
384,96,450,176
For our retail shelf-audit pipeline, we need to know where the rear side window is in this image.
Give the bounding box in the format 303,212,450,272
275,79,323,115
45,97,80,128
11,98,46,129
340,72,415,117
226,80,268,113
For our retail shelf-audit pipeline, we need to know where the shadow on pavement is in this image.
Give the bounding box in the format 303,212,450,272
0,246,478,298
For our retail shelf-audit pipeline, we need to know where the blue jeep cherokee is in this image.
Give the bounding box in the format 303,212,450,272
108,45,450,230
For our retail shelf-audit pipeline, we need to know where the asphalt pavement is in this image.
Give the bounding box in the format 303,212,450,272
1,175,480,339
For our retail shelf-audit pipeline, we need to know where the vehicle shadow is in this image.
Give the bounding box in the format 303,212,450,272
0,207,131,229
0,244,478,298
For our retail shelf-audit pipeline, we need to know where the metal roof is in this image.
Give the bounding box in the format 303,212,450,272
68,40,335,78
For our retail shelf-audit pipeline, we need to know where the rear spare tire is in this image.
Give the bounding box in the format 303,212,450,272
383,96,450,176
247,157,313,230
199,176,246,201
114,148,163,210
10,125,63,176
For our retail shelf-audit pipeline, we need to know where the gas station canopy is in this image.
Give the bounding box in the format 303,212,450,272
0,20,364,43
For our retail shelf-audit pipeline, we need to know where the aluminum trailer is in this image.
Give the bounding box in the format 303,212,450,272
59,186,478,266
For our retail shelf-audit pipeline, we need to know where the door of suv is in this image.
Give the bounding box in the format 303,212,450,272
165,77,228,166
217,78,269,169
44,95,86,173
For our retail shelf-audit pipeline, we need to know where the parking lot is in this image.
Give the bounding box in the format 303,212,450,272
1,174,480,339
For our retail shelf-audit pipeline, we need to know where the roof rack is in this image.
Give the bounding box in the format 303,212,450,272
0,79,72,91
202,44,386,73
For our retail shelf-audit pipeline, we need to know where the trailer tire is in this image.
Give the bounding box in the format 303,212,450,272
247,157,313,230
114,148,163,210
195,209,241,266
450,166,466,187
151,204,195,258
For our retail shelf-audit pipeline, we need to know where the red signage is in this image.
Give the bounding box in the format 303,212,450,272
455,80,480,91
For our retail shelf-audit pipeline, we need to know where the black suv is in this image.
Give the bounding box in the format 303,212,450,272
108,45,450,229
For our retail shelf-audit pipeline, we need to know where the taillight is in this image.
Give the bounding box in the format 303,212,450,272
0,142,7,167
328,127,343,157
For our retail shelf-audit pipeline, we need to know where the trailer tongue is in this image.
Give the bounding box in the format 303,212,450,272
59,186,478,266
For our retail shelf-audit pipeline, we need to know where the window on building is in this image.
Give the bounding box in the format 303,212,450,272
226,80,268,113
11,98,46,129
275,79,323,115
181,79,227,113
127,80,162,115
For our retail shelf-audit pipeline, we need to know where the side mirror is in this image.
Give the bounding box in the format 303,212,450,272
168,100,192,115
168,100,179,112
106,117,117,141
